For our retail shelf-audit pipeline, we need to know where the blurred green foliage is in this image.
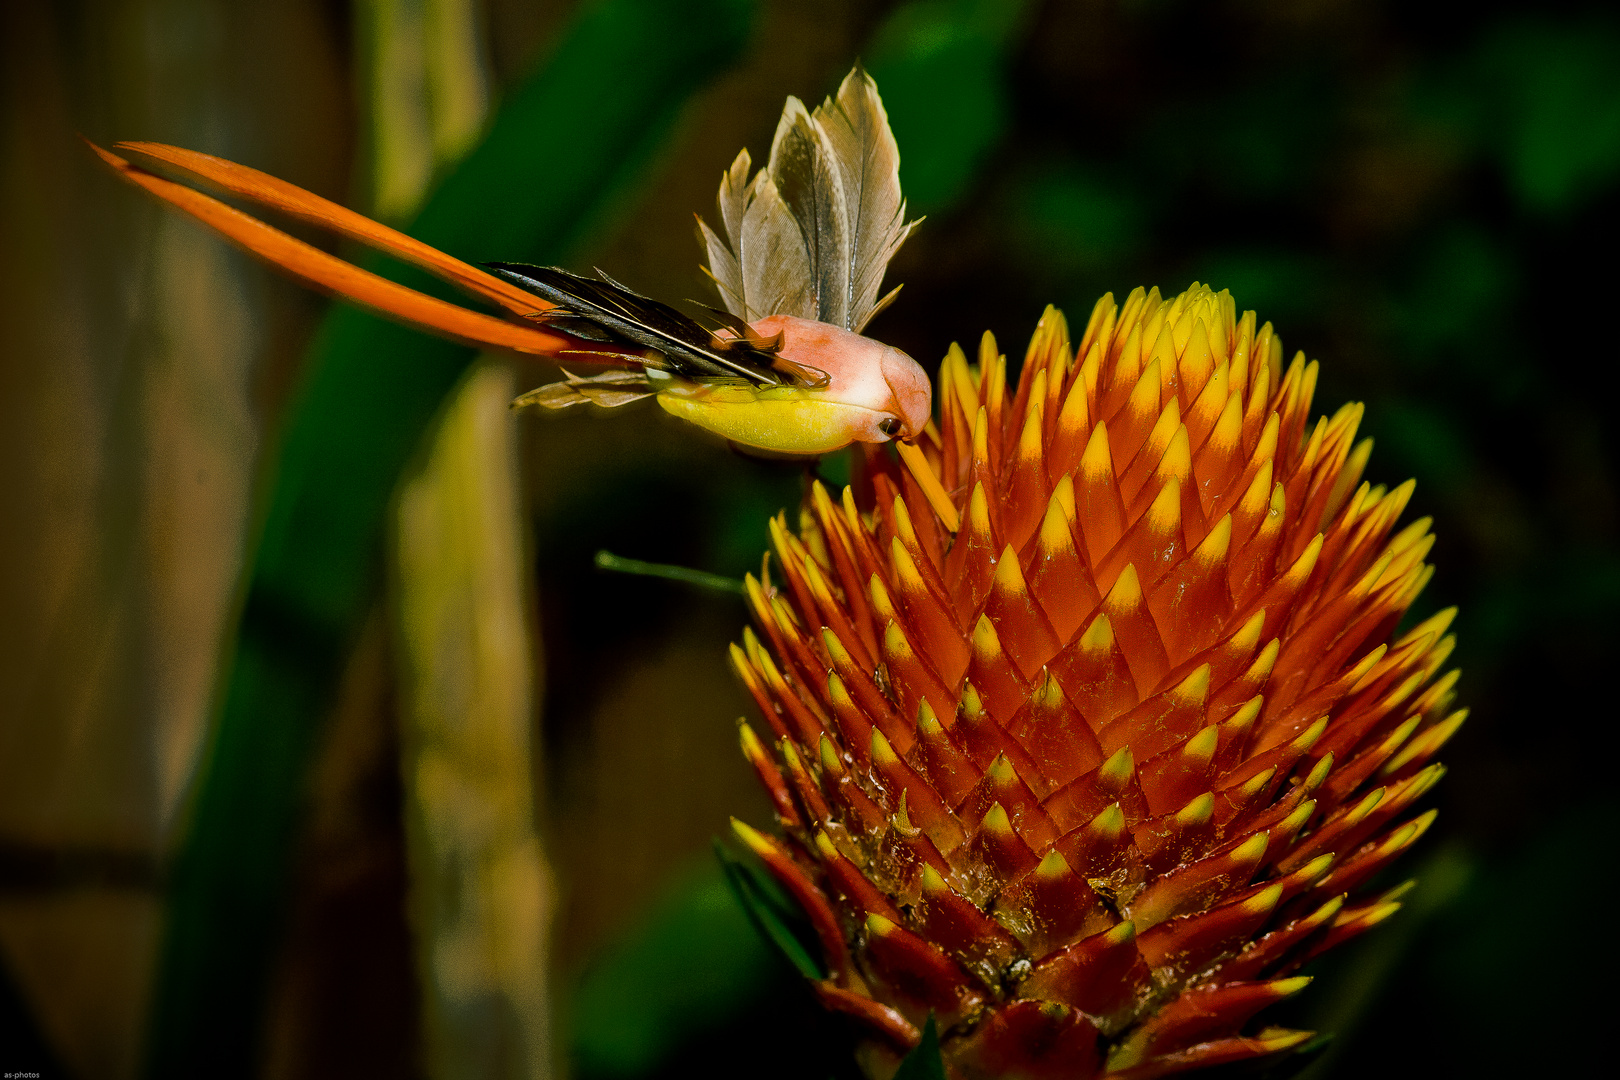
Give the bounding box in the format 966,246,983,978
574,861,783,1077
893,1016,948,1080
866,0,1033,216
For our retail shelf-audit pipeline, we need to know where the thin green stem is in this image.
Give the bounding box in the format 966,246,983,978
594,550,746,595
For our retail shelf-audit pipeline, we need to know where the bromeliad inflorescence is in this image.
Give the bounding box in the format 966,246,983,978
729,288,1460,1078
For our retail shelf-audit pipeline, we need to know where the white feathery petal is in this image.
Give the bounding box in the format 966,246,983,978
816,66,916,332
768,94,851,327
698,66,917,330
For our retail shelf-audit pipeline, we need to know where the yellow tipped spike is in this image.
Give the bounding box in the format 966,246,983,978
1256,1030,1314,1053
960,682,984,719
1126,356,1164,420
979,329,1000,371
993,544,1029,594
1235,765,1274,800
1035,849,1072,881
1079,612,1115,655
1204,389,1244,460
1106,562,1143,610
1298,853,1336,882
1194,513,1232,564
871,727,899,767
1056,365,1091,446
1080,422,1114,484
1231,831,1269,862
1181,319,1217,390
1033,668,1065,709
1175,792,1214,828
892,492,922,551
916,699,941,732
1053,472,1076,522
986,753,1017,785
947,341,979,418
981,801,1015,837
1080,293,1113,355
1098,747,1134,788
897,439,960,533
1228,609,1266,653
1146,319,1176,376
1243,882,1285,915
967,483,993,540
866,912,897,936
972,613,1004,662
732,816,778,857
1171,664,1212,706
1157,426,1193,487
819,735,844,776
870,575,900,625
1397,605,1459,648
1147,477,1181,533
1180,725,1219,769
1300,754,1333,796
1292,717,1330,752
1383,709,1468,776
1022,369,1048,433
1277,800,1316,837
1038,493,1074,556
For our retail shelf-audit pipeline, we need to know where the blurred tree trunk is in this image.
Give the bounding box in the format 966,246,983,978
369,3,555,1077
0,1,348,1077
395,362,553,1080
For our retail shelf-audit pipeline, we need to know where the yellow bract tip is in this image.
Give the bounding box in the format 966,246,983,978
1181,724,1219,766
870,728,898,766
1245,883,1285,914
896,439,960,533
1035,849,1071,880
1106,563,1143,608
1232,831,1269,862
972,614,1003,659
1105,919,1136,944
1090,802,1126,838
1099,747,1134,786
1080,612,1115,654
1175,792,1214,828
1147,478,1181,533
993,544,1028,593
987,753,1016,784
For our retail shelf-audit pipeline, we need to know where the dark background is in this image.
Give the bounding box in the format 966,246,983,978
2,1,1616,1078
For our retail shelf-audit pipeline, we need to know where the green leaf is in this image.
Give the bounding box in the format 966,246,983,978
866,0,1035,217
142,2,756,1076
892,1014,948,1080
572,860,787,1078
714,838,825,981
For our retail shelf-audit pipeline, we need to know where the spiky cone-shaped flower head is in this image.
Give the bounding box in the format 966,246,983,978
728,284,1463,1079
